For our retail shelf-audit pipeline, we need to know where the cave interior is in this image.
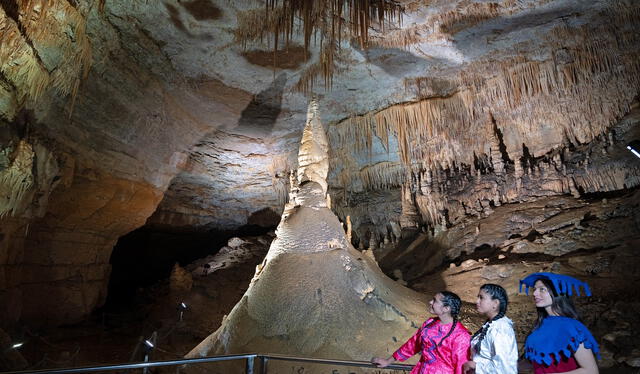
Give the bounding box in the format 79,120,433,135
1,0,640,372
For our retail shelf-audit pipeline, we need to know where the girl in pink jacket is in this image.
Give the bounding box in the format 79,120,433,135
372,291,471,374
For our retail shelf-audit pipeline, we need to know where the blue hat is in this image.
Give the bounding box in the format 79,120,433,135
519,272,592,297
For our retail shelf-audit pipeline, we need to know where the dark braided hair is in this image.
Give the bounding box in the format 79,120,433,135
471,284,508,353
436,291,462,346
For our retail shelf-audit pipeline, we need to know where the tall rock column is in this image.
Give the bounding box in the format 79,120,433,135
187,100,431,365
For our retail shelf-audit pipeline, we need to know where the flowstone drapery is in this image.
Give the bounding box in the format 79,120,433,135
186,100,430,366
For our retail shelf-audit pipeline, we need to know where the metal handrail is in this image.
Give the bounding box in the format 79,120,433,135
2,353,413,374
263,354,412,371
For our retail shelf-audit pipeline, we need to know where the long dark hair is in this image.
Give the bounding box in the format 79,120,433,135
429,291,462,346
471,284,508,353
533,278,580,329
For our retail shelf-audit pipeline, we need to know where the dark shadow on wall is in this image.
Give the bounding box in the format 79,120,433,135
242,47,310,70
236,73,287,136
179,0,222,21
353,44,432,78
164,2,216,40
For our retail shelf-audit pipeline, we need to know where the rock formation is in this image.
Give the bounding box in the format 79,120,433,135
186,100,428,369
1,0,640,368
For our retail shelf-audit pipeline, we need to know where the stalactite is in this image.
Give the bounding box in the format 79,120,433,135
267,154,292,207
572,164,640,195
368,25,423,49
235,0,402,94
358,162,406,190
20,0,91,97
234,6,288,49
346,215,352,242
433,2,501,35
0,6,50,102
0,0,92,118
0,140,35,218
328,2,640,238
367,0,561,50
399,184,420,228
292,40,343,93
331,15,640,193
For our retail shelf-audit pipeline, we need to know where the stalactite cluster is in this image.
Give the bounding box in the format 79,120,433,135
434,1,500,35
336,161,406,192
367,0,557,49
329,4,640,245
0,0,92,119
0,6,50,109
0,140,34,217
234,0,402,93
267,154,294,207
368,25,422,49
332,16,639,175
412,130,640,234
334,118,640,254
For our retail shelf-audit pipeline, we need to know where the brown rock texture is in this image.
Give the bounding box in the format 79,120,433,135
0,6,639,371
2,163,163,327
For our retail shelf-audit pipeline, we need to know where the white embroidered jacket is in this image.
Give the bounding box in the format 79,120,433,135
471,316,518,374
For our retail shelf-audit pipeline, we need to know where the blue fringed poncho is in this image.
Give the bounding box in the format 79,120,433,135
524,316,600,366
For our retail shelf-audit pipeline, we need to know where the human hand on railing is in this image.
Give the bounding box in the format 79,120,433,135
371,357,393,368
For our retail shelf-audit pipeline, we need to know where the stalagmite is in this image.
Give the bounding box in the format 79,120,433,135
400,184,421,229
490,137,506,176
186,100,428,368
368,234,378,250
297,99,330,196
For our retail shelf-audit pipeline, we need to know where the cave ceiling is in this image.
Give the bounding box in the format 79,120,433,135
1,0,639,326
2,0,638,229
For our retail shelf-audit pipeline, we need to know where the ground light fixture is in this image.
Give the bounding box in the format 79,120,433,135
142,338,155,374
143,339,154,351
627,140,640,159
3,341,25,354
178,301,188,321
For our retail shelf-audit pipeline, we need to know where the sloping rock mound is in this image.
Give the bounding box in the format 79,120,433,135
187,100,430,369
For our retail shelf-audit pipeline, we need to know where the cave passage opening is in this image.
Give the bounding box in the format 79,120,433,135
105,222,276,311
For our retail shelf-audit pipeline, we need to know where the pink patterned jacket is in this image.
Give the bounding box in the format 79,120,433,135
393,318,470,374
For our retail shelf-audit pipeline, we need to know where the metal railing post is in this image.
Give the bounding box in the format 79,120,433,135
260,356,268,374
246,355,255,374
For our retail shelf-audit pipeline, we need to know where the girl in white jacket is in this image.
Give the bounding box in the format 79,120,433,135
463,284,518,374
